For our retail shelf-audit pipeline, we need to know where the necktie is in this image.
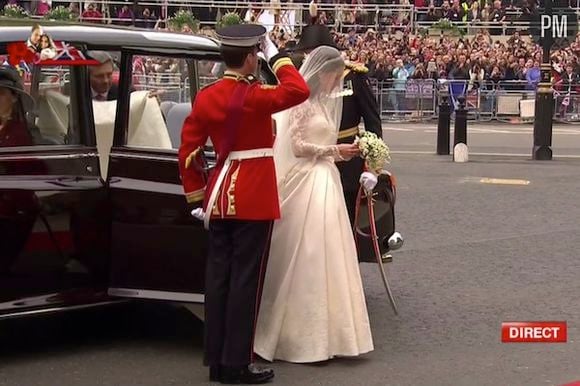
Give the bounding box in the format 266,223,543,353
95,94,106,101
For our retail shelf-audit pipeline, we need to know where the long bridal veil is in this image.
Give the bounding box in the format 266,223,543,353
273,46,345,184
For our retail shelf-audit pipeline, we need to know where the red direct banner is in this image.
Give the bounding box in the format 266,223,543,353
501,321,567,343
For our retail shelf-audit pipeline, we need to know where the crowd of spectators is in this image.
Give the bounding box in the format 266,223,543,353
0,0,542,30
315,28,580,92
0,0,160,26
3,0,579,93
414,0,539,26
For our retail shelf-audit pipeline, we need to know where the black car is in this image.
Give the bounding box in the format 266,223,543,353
1,22,403,322
0,22,256,320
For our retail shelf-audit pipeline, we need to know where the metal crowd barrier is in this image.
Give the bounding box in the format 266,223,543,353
23,67,580,123
42,0,414,34
44,0,580,35
176,75,580,124
554,90,580,123
493,81,535,123
133,72,184,102
13,0,580,36
375,79,580,124
378,79,437,122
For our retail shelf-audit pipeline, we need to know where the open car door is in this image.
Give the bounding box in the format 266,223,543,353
0,54,111,316
105,51,210,303
105,50,278,304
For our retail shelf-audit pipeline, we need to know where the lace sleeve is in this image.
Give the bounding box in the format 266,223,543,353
289,106,340,159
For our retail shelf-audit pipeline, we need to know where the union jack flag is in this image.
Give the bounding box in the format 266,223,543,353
39,41,100,66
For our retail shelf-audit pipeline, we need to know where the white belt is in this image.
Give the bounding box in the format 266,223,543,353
204,148,274,230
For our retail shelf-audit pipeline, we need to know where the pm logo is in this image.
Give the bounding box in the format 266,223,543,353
531,2,578,49
541,14,570,39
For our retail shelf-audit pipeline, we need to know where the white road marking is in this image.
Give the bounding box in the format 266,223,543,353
384,126,580,135
384,127,415,131
390,150,580,158
390,150,433,154
479,178,530,185
469,128,514,133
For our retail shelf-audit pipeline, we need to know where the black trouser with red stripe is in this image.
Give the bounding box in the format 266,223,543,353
204,219,273,368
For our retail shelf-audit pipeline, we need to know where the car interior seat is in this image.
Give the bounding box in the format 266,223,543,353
159,101,177,121
165,103,192,148
35,90,70,145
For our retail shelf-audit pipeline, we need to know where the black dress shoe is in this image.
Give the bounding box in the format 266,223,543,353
219,364,274,384
210,365,221,382
381,254,393,263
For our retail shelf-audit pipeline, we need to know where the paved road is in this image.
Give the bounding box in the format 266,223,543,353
1,153,580,386
382,121,580,156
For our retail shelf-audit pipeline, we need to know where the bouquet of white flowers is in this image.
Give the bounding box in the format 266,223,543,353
354,131,391,172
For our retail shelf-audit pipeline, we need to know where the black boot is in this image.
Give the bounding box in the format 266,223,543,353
219,364,274,384
210,365,221,382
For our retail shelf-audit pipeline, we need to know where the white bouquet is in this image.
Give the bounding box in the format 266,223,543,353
354,131,391,172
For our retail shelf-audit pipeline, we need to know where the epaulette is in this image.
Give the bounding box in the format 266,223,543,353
345,61,369,74
244,74,259,83
199,79,220,91
222,72,259,85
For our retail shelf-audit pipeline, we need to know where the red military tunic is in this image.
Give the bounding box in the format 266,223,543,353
178,54,310,220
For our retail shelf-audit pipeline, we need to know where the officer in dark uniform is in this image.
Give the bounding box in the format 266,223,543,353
291,18,383,261
337,61,383,228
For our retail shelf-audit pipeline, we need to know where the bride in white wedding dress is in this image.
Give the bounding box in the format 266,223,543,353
253,46,374,363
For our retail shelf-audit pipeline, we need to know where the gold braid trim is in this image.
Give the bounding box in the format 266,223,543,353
185,189,205,203
346,62,368,73
226,163,241,216
338,127,359,139
185,147,202,169
272,57,294,73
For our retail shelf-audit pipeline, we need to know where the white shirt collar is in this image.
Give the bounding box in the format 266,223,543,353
91,88,107,100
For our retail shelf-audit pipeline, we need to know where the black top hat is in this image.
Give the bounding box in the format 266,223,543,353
293,24,338,52
292,1,339,52
0,66,34,112
284,40,297,50
215,24,267,48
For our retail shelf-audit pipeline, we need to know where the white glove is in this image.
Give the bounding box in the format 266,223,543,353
191,208,205,221
359,172,378,193
261,34,279,62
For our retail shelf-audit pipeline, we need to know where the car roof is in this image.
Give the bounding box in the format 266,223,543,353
0,23,221,57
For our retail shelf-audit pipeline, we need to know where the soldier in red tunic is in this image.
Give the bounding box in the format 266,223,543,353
178,24,309,384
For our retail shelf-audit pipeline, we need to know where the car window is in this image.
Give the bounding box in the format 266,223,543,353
198,59,221,89
197,59,274,87
0,64,84,148
122,55,191,150
133,55,188,103
196,59,277,88
33,65,77,145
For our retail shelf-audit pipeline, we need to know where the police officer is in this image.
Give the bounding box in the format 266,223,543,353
178,24,309,384
291,12,383,260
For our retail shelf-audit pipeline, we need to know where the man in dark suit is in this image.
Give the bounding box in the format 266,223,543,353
87,50,158,101
88,51,120,101
291,12,383,264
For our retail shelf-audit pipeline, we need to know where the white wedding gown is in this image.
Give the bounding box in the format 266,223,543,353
254,100,374,363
